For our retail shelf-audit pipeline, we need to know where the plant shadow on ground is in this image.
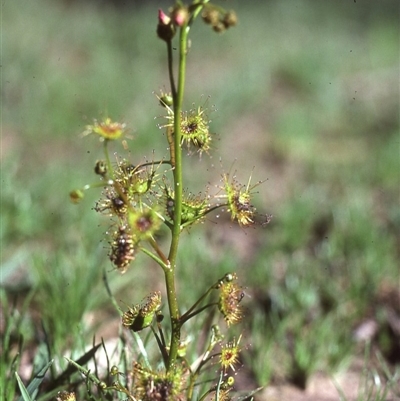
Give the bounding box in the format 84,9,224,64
2,0,399,400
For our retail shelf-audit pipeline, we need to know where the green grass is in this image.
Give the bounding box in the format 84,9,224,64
2,0,399,400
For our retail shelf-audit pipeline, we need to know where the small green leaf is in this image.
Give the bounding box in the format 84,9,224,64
17,360,54,401
15,373,32,401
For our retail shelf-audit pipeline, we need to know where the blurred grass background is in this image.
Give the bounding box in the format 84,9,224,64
2,0,399,399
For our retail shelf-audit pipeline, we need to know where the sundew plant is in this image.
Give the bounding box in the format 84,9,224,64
67,2,268,400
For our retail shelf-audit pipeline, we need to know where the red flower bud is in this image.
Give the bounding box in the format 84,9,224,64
171,6,189,27
157,9,175,41
158,9,170,25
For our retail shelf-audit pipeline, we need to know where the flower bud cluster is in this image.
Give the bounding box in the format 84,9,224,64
202,6,238,33
157,5,190,42
157,3,237,41
74,165,149,274
89,157,162,272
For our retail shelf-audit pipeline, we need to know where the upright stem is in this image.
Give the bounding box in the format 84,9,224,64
167,40,177,99
103,140,113,179
165,24,189,371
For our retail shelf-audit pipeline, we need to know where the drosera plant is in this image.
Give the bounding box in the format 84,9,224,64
67,1,268,401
